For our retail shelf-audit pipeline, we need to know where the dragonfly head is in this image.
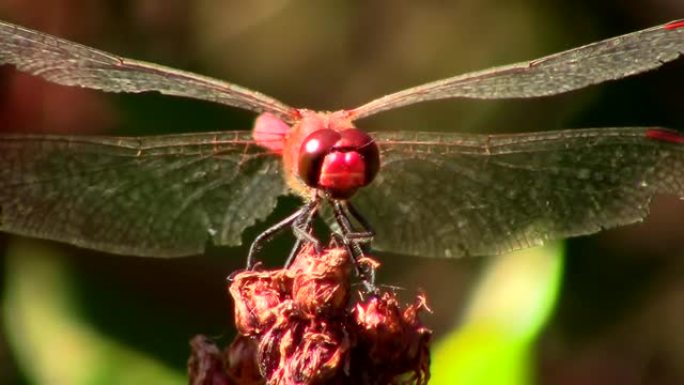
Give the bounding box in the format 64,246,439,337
298,128,380,199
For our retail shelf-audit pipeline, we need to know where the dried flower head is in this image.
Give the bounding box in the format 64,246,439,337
190,245,431,385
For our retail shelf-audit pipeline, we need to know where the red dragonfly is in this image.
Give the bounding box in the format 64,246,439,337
0,20,683,261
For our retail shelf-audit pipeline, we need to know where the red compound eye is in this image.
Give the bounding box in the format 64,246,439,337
337,129,380,187
298,129,381,199
299,129,341,188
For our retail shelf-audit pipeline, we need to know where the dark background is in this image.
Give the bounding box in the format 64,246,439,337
0,0,683,384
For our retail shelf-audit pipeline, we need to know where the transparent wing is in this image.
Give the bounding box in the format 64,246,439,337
0,21,295,120
352,127,684,258
351,20,684,119
0,132,287,257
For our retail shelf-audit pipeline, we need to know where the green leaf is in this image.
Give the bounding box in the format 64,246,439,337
3,241,186,385
431,243,564,385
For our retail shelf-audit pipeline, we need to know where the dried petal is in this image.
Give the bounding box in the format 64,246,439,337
257,316,304,384
290,246,352,317
400,294,432,385
283,322,349,384
188,335,232,385
352,292,432,385
229,270,291,335
224,336,264,385
353,293,406,363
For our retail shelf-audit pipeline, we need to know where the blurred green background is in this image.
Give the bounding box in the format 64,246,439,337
1,0,683,384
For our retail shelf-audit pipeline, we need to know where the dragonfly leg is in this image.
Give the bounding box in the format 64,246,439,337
246,200,317,269
284,199,322,267
339,201,375,246
292,203,322,252
343,201,375,238
331,200,376,290
332,200,374,247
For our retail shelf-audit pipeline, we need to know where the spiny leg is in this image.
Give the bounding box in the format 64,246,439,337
284,197,322,267
332,200,377,289
339,200,375,246
339,201,377,279
332,200,374,247
246,199,318,269
329,231,376,293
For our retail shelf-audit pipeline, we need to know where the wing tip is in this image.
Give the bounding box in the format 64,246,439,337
645,127,684,144
664,20,684,30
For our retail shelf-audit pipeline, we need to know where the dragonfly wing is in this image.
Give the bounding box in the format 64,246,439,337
353,128,684,258
0,21,294,120
0,132,287,257
351,20,684,119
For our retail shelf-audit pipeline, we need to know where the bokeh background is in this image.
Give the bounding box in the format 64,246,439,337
1,0,683,384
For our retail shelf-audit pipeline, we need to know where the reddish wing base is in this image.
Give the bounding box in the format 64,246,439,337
253,112,290,154
664,20,684,30
645,128,684,144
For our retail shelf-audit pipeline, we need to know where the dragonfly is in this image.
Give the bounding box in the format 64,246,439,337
0,19,683,263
